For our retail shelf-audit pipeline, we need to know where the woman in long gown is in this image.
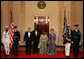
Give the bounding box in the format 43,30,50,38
47,29,57,55
38,32,48,54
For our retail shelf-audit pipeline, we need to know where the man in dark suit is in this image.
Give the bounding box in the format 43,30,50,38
13,26,20,56
71,24,81,57
24,27,32,55
32,26,41,54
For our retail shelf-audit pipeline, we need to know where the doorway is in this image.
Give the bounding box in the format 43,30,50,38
34,16,49,35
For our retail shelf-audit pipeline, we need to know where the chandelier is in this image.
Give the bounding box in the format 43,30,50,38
34,16,49,24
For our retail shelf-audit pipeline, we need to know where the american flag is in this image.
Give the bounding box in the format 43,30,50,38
10,12,14,48
63,9,67,33
62,9,68,41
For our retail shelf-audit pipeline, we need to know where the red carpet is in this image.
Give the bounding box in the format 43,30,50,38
1,50,83,58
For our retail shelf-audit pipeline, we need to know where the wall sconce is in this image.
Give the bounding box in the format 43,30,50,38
47,19,49,22
36,18,38,22
34,16,49,24
34,18,38,24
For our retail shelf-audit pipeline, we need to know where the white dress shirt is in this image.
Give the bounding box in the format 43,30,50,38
35,30,37,36
75,30,78,32
28,32,30,37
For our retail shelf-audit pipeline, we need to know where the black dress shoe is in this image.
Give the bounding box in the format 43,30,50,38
74,56,78,58
5,54,9,56
33,52,35,54
26,53,28,55
66,56,70,57
36,52,38,54
7,55,9,56
14,54,18,56
5,54,7,57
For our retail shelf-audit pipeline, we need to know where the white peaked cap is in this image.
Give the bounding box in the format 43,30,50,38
5,26,9,28
67,24,70,26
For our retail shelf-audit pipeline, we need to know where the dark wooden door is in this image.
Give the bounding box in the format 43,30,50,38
34,16,49,35
34,22,49,35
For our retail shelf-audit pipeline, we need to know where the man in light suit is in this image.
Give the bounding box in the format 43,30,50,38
2,26,11,57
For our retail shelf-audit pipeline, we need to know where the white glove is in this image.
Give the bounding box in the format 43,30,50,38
19,41,20,44
79,42,81,46
71,41,73,43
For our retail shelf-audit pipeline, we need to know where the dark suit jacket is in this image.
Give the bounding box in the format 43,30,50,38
32,30,40,44
71,30,81,44
24,31,33,45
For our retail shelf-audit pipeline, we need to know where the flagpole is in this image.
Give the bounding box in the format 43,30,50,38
10,11,14,48
10,11,12,48
62,8,67,44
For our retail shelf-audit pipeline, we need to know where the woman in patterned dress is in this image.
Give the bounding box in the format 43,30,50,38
47,29,57,55
38,31,48,54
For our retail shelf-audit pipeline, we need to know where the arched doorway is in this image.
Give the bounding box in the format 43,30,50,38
34,16,49,35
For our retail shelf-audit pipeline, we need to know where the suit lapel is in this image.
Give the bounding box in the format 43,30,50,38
27,32,29,37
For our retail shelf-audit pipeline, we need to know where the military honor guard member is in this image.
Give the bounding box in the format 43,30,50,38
2,26,11,56
32,26,40,54
24,27,33,55
71,24,81,57
62,24,72,57
66,24,72,57
13,26,20,56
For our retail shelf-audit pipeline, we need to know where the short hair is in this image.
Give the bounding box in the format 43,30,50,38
74,24,79,27
50,29,54,31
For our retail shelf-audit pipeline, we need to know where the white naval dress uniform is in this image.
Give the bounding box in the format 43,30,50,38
2,30,11,55
65,42,71,56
